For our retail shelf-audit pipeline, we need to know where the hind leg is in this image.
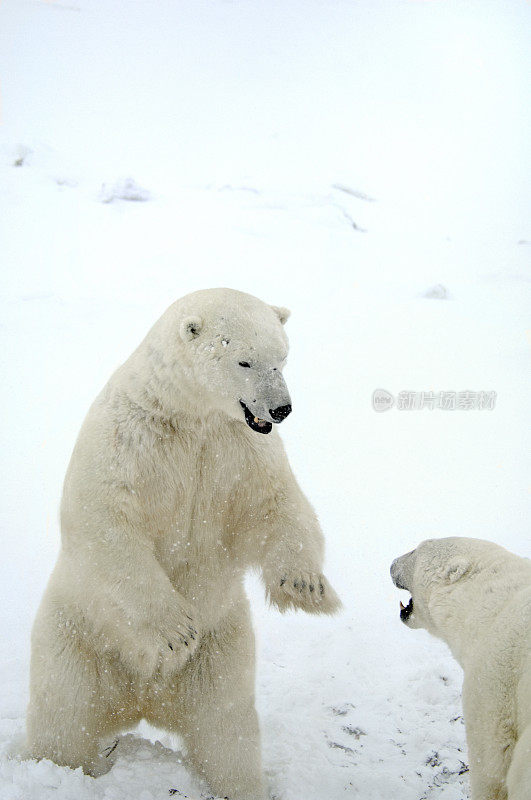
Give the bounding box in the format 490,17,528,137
507,725,531,800
147,599,265,800
27,605,140,776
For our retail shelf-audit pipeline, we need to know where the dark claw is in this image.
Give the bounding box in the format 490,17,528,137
168,642,174,651
103,738,119,758
293,581,298,588
309,585,315,592
319,583,324,596
300,581,306,590
280,578,286,586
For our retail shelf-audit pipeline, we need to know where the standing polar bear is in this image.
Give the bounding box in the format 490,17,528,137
391,537,531,800
28,288,340,800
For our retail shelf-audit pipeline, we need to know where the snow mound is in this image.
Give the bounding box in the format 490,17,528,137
99,178,151,204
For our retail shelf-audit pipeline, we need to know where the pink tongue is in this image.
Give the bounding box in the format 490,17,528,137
254,417,267,427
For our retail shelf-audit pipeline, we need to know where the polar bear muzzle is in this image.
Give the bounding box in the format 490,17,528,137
390,551,416,624
239,400,292,434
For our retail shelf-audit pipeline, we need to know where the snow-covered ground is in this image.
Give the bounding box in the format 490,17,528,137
0,1,530,798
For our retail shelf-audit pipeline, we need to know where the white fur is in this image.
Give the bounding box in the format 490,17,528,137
391,537,531,800
27,288,340,800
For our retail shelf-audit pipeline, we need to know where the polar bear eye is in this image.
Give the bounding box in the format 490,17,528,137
238,361,251,368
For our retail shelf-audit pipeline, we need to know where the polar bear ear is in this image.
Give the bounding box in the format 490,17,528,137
444,558,471,584
180,316,203,342
271,305,291,325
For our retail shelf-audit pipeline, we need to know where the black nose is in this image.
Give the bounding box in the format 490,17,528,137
269,404,292,422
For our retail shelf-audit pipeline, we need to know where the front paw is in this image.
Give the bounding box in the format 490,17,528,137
156,613,201,680
124,604,200,681
266,570,342,615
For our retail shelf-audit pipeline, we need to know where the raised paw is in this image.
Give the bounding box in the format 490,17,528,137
267,571,342,615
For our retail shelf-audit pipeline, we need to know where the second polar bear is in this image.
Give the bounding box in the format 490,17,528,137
391,537,531,800
27,288,341,800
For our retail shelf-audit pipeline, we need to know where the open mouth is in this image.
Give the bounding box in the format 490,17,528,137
400,596,414,622
239,401,273,435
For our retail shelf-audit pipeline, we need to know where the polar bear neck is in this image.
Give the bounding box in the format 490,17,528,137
114,325,218,429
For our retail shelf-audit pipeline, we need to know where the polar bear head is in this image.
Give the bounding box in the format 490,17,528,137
151,288,292,433
390,537,512,637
